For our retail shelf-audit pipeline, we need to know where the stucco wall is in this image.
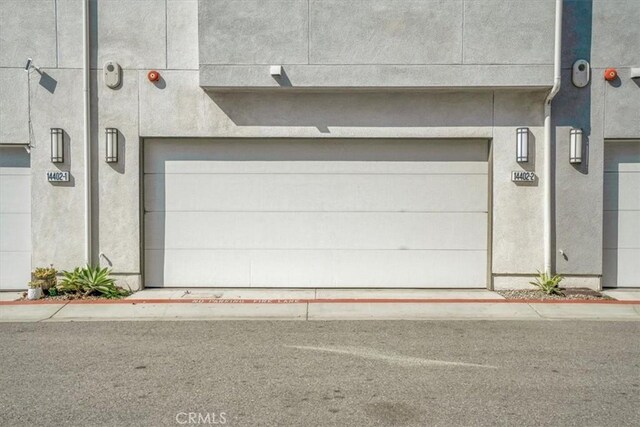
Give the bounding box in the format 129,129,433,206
594,0,640,138
552,0,640,279
198,0,556,65
0,0,200,285
0,0,638,289
198,0,557,88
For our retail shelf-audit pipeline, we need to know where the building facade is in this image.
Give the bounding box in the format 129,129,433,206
0,0,638,291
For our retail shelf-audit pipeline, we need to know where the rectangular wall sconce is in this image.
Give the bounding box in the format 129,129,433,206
105,128,118,163
570,128,583,164
50,128,64,163
516,127,529,163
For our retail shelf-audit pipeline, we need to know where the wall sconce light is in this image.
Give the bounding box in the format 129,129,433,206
516,127,529,163
570,128,583,164
105,128,118,163
50,128,64,163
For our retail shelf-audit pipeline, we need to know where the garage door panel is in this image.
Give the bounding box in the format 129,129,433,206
144,138,489,288
603,249,640,288
0,175,30,213
0,251,31,290
603,210,640,249
330,250,486,288
145,249,252,287
144,138,489,173
250,250,486,288
153,161,489,176
0,147,30,290
604,141,640,171
603,141,640,288
0,213,31,252
0,149,30,170
146,249,487,288
603,172,640,211
145,211,487,251
145,173,488,213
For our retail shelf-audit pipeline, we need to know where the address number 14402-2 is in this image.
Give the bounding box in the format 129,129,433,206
511,171,536,182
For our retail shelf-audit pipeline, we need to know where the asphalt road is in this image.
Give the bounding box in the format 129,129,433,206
0,320,638,427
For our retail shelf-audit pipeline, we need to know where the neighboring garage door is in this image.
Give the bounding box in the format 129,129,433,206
603,141,640,288
144,139,489,288
0,147,31,290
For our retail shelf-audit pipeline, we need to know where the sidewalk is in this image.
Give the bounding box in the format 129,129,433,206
1,289,639,322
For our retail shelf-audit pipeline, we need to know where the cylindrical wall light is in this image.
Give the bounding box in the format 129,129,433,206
50,128,64,163
516,127,529,163
105,128,118,163
570,128,583,164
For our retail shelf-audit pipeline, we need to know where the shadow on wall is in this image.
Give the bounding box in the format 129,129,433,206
554,0,593,176
151,74,167,90
89,74,100,265
205,91,513,134
603,171,619,287
551,0,593,274
520,131,537,171
90,3,99,69
38,72,57,94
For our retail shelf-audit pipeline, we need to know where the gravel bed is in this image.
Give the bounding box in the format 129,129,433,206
18,293,114,302
498,289,613,300
16,290,613,302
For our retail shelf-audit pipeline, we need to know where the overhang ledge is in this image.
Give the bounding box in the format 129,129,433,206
200,64,555,92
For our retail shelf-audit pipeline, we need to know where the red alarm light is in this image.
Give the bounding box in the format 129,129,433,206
147,70,160,82
604,68,618,81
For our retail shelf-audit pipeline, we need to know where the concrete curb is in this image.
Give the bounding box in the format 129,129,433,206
2,298,640,305
1,299,639,322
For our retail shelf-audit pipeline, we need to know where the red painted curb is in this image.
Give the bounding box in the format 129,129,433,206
0,299,68,305
1,298,639,306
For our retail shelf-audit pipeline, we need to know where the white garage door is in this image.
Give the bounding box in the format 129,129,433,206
0,147,31,290
603,141,640,288
144,139,489,288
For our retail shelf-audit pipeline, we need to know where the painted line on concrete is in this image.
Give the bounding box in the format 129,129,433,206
285,345,498,368
2,298,640,306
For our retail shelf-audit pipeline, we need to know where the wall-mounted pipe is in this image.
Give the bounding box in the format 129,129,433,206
83,0,92,265
543,0,563,276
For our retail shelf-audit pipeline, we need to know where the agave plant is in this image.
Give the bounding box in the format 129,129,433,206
529,271,564,295
58,265,130,299
57,267,83,294
77,265,129,298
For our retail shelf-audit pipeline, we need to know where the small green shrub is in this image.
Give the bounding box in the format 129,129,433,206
31,265,57,290
28,280,44,289
530,271,564,295
58,267,83,293
57,265,131,299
